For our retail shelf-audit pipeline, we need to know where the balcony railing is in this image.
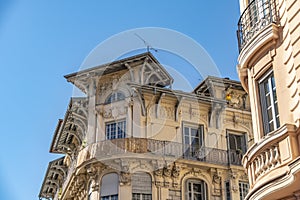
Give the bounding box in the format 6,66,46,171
237,0,278,51
82,138,242,166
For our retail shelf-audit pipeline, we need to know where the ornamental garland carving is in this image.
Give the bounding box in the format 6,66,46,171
103,106,128,119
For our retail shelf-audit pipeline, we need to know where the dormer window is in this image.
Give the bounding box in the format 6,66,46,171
105,92,125,104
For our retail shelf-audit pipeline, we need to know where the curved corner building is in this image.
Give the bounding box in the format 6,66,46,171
237,0,300,199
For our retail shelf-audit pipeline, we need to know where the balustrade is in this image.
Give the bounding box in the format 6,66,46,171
247,144,281,185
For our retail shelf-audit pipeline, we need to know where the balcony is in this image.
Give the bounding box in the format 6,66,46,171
76,138,243,167
237,0,278,52
242,124,300,199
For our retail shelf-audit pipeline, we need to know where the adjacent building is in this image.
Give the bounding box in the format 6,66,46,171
237,0,300,199
39,53,252,200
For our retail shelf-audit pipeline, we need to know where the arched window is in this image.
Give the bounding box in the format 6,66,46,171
100,173,119,200
105,92,125,104
132,172,152,200
185,179,207,200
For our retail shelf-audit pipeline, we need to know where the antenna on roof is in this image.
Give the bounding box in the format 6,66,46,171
134,33,158,53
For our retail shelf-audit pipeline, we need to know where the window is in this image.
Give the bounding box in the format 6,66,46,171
101,195,118,200
105,92,125,104
105,120,126,140
228,133,246,153
88,182,93,200
183,125,204,158
132,172,152,200
259,72,279,134
225,181,231,200
239,182,249,200
100,173,119,200
186,179,207,200
228,132,246,165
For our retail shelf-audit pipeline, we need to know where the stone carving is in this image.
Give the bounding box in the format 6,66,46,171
163,165,172,187
120,171,131,186
171,163,180,188
154,168,164,187
225,90,247,109
153,163,181,188
103,106,127,119
163,165,172,177
171,164,180,178
212,174,222,196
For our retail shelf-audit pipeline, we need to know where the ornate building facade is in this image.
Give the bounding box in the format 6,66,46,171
39,53,252,200
237,0,300,199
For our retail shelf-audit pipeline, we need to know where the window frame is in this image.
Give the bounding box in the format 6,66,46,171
185,179,207,200
258,70,280,135
100,173,119,200
105,119,127,140
239,181,249,200
225,181,231,200
227,130,247,165
182,123,204,159
132,172,152,200
105,92,126,104
227,131,247,153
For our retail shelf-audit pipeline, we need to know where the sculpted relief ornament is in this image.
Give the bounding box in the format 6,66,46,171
102,106,128,119
212,174,222,196
225,90,247,109
153,162,181,188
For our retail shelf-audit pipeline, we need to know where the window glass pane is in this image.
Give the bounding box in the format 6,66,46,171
269,121,274,132
191,128,198,137
266,95,271,107
105,92,125,104
193,183,201,193
229,134,236,150
184,136,190,144
191,137,200,146
260,72,279,134
106,121,126,140
184,127,189,136
267,108,273,121
264,81,269,93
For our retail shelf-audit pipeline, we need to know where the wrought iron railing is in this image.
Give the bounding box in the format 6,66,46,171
84,138,243,166
237,0,278,51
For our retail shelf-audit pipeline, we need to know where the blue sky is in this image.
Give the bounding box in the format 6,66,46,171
0,1,240,199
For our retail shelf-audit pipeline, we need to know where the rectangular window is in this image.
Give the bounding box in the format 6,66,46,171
228,132,246,165
259,72,279,134
239,182,249,200
228,133,246,152
183,124,204,159
225,181,231,200
105,120,126,140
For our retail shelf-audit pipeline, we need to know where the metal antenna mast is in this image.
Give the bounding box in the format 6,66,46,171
134,33,158,53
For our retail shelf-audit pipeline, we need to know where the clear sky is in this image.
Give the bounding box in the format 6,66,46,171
0,1,240,199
